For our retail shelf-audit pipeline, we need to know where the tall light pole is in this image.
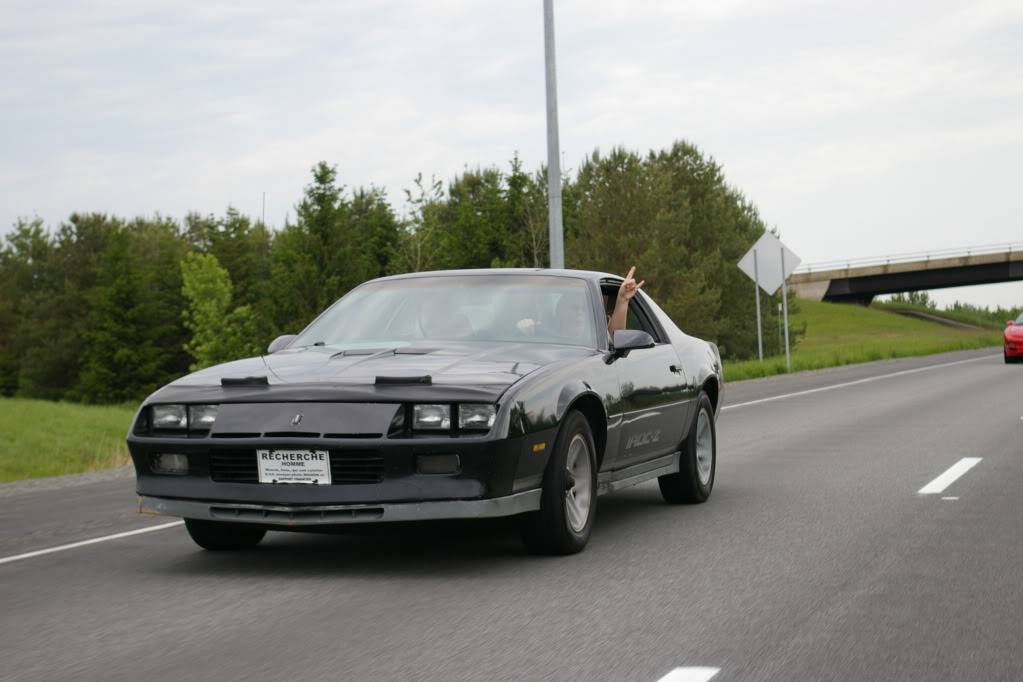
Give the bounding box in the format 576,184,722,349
543,0,564,268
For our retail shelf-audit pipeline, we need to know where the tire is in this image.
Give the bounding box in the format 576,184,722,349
520,410,598,555
184,518,266,551
659,392,716,504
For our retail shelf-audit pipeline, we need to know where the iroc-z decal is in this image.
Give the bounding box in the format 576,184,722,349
625,430,662,450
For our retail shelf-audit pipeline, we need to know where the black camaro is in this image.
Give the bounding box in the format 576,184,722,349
130,269,723,554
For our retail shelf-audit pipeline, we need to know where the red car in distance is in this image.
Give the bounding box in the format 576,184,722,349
1005,313,1023,363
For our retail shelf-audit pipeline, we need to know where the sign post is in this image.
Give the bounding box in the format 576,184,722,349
780,249,791,371
753,249,763,361
737,233,801,370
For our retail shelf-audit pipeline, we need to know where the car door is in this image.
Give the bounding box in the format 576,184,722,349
608,292,690,469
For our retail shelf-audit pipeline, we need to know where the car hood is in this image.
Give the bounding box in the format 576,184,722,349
1006,326,1023,339
148,342,596,404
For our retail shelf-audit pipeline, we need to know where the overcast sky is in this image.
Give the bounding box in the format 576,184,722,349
3,0,1021,307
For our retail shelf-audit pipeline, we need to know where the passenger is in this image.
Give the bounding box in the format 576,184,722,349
608,266,644,334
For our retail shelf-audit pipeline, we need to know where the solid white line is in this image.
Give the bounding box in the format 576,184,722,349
0,521,183,567
722,354,997,412
919,458,982,495
942,496,959,501
657,668,720,682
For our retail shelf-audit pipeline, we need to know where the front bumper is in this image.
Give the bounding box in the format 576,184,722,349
1006,340,1023,358
139,491,540,526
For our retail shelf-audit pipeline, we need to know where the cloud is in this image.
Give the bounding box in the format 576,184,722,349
1,0,1021,306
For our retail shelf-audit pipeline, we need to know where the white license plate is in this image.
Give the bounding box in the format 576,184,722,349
256,449,331,484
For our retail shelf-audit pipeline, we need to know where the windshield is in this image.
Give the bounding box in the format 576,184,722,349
292,275,598,349
1017,312,1023,324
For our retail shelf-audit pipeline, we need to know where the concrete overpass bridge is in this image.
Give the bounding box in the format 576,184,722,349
789,242,1023,304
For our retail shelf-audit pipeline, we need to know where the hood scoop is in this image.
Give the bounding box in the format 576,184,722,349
221,375,270,387
375,375,432,385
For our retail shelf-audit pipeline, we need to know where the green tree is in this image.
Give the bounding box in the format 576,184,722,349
564,141,788,359
0,219,52,396
181,252,261,370
350,187,401,278
75,218,190,403
266,162,401,335
184,207,272,309
393,173,445,273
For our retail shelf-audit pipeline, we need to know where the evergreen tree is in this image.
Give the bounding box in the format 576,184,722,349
75,218,189,403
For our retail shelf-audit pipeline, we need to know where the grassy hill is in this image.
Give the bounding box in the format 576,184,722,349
724,299,1003,381
873,301,1006,330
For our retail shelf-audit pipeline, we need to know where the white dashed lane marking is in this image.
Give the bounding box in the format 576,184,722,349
657,667,720,682
918,458,982,495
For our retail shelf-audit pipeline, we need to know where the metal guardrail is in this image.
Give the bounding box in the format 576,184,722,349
793,242,1023,275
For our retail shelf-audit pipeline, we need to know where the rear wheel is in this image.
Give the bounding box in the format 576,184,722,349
659,392,716,504
184,518,266,551
521,410,597,555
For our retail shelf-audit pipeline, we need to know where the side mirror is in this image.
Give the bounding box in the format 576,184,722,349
267,334,297,354
1007,320,1015,327
612,329,655,354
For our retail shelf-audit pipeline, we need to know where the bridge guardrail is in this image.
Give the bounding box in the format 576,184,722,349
793,241,1023,275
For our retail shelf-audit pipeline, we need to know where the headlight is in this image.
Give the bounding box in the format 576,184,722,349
459,404,496,430
149,404,218,432
190,404,218,429
413,404,451,430
152,404,187,429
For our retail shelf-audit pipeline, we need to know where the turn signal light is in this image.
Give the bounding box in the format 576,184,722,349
151,453,189,474
416,454,460,475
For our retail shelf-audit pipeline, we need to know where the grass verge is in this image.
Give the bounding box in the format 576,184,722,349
724,299,1002,382
0,397,135,483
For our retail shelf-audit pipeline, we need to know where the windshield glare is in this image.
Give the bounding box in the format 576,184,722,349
292,275,598,349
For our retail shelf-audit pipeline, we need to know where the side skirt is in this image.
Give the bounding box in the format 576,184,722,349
596,451,680,496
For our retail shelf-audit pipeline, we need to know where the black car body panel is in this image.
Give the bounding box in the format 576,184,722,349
129,269,723,527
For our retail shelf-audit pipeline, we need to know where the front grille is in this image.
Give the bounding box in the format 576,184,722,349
209,450,385,484
209,450,259,483
331,451,385,484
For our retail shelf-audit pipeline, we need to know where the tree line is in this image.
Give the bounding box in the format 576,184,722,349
0,139,791,404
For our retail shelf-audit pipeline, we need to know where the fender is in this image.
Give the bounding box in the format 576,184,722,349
555,379,604,422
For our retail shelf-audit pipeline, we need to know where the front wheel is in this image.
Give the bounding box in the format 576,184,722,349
520,410,598,555
659,392,716,504
184,518,266,551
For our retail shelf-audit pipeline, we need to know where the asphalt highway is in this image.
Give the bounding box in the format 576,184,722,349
1,347,1019,681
